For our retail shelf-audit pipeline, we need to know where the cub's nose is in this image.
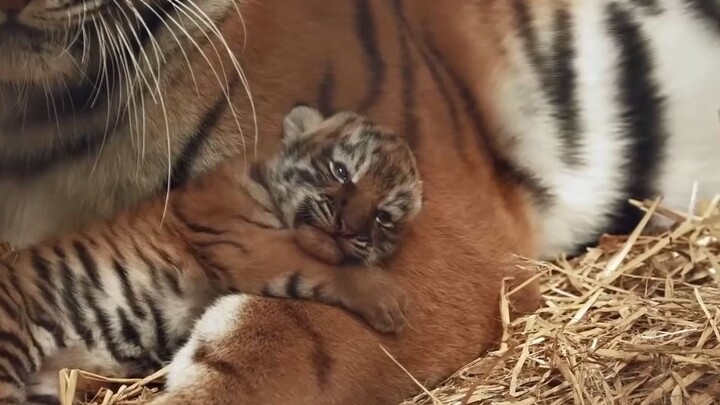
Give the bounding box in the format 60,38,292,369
0,0,27,13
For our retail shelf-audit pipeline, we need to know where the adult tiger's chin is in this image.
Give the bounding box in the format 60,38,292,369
0,0,185,85
0,0,103,84
0,25,85,84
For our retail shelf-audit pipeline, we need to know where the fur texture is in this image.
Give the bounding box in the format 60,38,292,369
0,107,422,404
264,106,423,266
1,0,718,403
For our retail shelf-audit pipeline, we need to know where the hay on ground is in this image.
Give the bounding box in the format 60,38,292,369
59,196,720,404
402,196,720,405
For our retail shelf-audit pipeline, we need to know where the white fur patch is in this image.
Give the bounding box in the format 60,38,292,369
190,294,250,343
498,0,627,258
164,335,205,392
164,294,251,391
638,0,720,211
499,0,720,258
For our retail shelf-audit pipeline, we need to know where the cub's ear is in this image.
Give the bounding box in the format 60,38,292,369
282,105,323,142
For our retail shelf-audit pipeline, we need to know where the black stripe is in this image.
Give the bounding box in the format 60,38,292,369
81,232,100,248
194,240,248,253
101,231,125,260
317,64,336,116
143,294,172,361
398,14,469,164
417,46,461,133
391,0,419,150
107,226,124,245
81,282,139,363
513,1,582,166
0,279,17,306
285,272,301,299
0,77,113,178
0,129,113,178
354,0,386,113
29,315,66,350
184,245,228,283
312,285,325,301
549,9,581,166
167,76,241,189
1,266,28,313
161,270,183,296
73,241,102,289
112,260,147,320
59,260,95,347
0,364,23,385
0,397,23,405
26,331,45,362
631,0,663,14
292,168,316,185
0,290,16,318
130,0,180,55
248,163,269,193
685,0,720,33
0,331,35,380
512,0,545,74
52,246,66,260
605,2,666,235
0,333,32,367
25,394,60,405
130,241,163,291
154,247,178,267
30,250,58,309
0,280,21,319
172,199,226,235
286,308,334,387
424,36,552,205
0,347,30,378
117,308,143,349
260,286,273,297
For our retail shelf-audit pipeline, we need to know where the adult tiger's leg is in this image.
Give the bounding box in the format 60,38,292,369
151,251,540,405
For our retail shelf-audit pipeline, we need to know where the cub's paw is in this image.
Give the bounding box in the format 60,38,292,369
293,225,343,264
357,282,409,334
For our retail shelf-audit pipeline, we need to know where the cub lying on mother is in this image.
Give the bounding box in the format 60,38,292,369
0,106,441,404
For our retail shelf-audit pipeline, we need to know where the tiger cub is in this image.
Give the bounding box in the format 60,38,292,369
260,105,423,267
247,105,423,326
0,106,422,404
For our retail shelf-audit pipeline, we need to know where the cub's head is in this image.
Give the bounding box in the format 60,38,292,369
261,106,423,265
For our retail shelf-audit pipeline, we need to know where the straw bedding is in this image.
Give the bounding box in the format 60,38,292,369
16,196,720,404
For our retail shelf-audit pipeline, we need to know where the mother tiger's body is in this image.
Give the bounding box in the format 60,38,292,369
1,0,719,404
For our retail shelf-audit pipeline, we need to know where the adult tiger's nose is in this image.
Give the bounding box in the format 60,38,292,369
0,0,27,13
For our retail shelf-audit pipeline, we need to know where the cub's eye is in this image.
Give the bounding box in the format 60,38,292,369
375,210,393,228
330,161,349,183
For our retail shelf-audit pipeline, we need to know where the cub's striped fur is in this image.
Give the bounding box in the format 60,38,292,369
0,107,421,404
2,0,720,403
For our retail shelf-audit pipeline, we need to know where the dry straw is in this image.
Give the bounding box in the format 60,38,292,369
48,196,720,404
402,196,720,405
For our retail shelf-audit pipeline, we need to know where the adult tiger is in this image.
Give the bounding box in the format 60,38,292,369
1,0,719,404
